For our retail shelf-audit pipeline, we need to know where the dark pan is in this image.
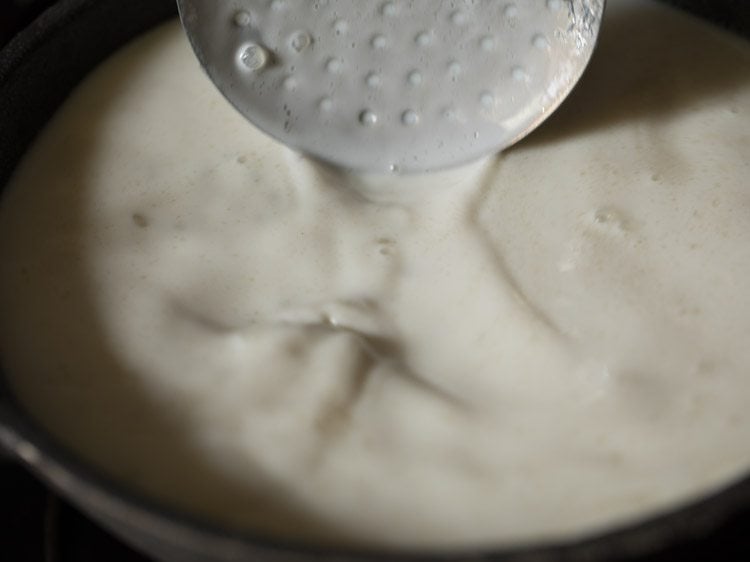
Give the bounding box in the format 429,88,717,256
0,1,749,560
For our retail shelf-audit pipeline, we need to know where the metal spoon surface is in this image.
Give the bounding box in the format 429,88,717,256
178,0,605,174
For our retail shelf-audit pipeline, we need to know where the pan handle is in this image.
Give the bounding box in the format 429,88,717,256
0,415,19,461
0,401,36,464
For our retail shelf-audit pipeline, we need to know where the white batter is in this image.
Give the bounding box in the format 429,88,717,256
1,0,749,550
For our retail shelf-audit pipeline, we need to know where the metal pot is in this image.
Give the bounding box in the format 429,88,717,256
1,1,749,560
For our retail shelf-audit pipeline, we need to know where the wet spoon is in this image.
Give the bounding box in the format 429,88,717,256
177,0,605,174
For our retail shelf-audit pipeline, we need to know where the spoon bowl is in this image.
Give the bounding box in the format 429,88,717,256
177,0,605,174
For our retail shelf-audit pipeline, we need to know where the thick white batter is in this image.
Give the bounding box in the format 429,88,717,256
1,0,749,550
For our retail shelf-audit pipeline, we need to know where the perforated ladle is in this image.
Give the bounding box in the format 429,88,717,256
177,0,605,174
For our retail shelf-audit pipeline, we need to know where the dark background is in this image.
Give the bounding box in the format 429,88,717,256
0,0,58,48
1,0,750,561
